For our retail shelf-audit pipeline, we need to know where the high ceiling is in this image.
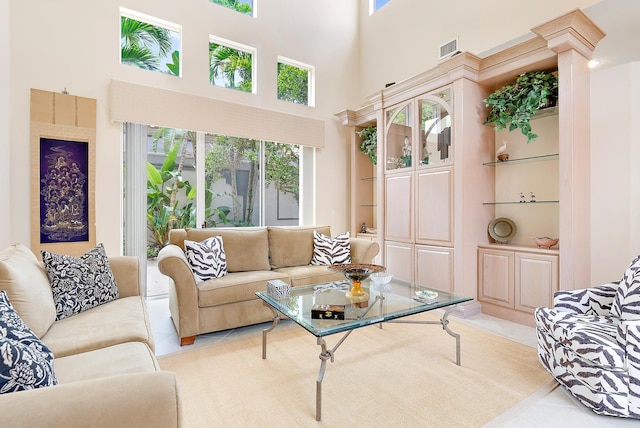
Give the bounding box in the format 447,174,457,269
585,0,640,69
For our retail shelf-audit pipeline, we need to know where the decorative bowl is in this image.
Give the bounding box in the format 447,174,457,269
327,264,385,305
327,263,385,281
532,237,559,249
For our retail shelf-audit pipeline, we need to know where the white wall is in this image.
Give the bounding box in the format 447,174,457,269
590,61,640,284
0,0,10,247
7,0,359,253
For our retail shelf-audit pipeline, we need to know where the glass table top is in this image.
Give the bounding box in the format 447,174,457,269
256,278,472,337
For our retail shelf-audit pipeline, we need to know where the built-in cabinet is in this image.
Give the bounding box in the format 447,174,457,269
337,10,605,325
478,245,558,325
382,87,462,293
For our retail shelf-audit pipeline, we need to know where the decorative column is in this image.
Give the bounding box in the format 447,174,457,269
532,10,605,290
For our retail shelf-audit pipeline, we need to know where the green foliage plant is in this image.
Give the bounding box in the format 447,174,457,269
146,135,196,254
483,70,558,143
356,125,377,165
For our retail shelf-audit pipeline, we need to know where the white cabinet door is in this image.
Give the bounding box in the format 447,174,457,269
478,248,514,308
515,252,558,313
384,241,414,283
385,174,413,242
416,245,453,292
416,167,453,246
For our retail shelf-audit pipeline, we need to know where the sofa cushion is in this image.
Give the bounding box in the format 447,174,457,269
197,271,289,307
41,296,153,358
0,243,56,338
184,236,227,282
611,254,640,320
41,244,119,321
310,230,351,265
186,228,270,272
273,265,346,287
535,307,625,369
0,291,57,393
268,226,331,268
54,342,158,384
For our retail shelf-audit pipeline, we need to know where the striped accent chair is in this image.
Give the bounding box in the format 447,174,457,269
535,255,640,419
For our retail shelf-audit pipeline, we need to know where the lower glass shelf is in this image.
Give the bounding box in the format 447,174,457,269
483,200,559,205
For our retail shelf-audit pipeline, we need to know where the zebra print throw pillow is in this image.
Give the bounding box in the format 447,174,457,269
184,236,228,283
611,254,640,320
310,230,351,266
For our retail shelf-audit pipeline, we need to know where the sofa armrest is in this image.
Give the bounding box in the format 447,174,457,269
157,244,199,339
553,282,618,315
109,256,141,298
349,238,380,264
1,371,181,427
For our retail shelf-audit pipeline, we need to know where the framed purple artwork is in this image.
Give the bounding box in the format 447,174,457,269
39,138,89,243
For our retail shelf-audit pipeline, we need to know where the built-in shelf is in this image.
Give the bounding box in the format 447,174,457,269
360,176,377,181
483,200,559,205
483,153,559,166
360,204,377,207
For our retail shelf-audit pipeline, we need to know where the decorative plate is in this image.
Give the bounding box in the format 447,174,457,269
488,217,517,243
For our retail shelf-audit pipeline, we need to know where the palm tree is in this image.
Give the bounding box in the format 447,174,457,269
209,44,252,92
211,0,253,15
121,17,172,72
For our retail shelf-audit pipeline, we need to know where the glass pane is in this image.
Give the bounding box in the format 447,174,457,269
419,88,452,166
210,0,254,16
385,102,413,171
277,62,309,105
264,142,299,225
146,127,197,256
204,135,260,227
120,16,181,76
209,43,253,92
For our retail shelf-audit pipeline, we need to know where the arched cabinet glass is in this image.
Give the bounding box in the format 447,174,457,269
384,102,413,171
418,88,452,167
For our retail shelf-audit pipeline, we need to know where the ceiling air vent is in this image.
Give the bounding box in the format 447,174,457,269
439,39,458,60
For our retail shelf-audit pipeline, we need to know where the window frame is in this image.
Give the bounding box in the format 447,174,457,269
209,0,257,18
119,7,182,76
276,56,315,107
209,36,258,94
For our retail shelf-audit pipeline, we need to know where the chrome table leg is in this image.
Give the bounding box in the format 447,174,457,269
261,305,280,360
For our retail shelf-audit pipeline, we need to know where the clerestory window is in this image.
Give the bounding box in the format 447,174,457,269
209,0,255,17
370,0,391,14
120,8,181,76
209,37,256,94
277,57,314,107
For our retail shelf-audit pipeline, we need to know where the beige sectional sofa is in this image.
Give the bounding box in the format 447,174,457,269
157,226,380,345
0,243,181,428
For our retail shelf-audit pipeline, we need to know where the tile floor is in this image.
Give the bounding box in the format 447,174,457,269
147,297,638,427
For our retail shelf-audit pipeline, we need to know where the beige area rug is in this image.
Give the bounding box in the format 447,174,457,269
158,313,550,427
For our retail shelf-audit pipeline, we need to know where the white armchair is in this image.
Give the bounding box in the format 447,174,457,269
535,256,640,419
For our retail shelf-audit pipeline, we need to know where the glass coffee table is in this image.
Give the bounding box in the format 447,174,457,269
256,278,472,421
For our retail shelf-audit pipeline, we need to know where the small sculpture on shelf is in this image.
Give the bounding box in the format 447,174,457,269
401,136,412,167
361,222,367,234
519,192,526,203
422,146,431,165
529,192,536,202
496,140,509,161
